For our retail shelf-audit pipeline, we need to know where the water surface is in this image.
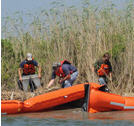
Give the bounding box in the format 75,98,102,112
2,108,134,126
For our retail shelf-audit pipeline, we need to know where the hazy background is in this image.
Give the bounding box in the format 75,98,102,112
2,0,128,17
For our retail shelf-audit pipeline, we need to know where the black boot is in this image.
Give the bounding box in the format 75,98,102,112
99,85,109,92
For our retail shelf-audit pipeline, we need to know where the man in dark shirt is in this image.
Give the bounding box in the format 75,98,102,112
47,60,78,88
18,53,41,91
92,53,112,85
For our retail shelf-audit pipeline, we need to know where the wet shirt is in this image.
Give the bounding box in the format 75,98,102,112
51,64,77,79
94,59,112,74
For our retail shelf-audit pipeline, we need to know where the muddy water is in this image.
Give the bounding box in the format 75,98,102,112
2,108,134,126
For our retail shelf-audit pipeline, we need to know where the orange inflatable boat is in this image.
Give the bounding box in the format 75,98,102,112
83,83,134,113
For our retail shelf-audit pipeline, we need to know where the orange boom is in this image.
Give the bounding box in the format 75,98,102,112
83,83,134,113
1,84,85,114
1,100,23,114
1,83,134,114
23,84,85,112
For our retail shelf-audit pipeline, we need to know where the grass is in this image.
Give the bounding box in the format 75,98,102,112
1,1,134,100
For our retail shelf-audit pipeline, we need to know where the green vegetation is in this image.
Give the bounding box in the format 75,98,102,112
2,1,134,95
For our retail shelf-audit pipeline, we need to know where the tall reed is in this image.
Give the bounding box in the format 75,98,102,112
2,1,134,95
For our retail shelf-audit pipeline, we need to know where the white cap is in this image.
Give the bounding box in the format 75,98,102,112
26,53,32,61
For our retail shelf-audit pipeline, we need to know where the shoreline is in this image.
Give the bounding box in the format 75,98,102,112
2,87,134,101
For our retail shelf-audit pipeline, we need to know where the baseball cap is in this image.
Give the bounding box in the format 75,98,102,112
52,62,61,70
26,53,32,61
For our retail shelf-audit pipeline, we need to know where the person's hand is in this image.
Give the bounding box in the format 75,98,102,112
58,80,63,84
109,76,112,82
46,85,49,89
19,76,22,81
109,73,112,82
38,74,41,79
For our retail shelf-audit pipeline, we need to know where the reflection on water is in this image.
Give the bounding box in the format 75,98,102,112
2,108,134,126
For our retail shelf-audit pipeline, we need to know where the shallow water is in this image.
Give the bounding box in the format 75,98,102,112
2,108,134,126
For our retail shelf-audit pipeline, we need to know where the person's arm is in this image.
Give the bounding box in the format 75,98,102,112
33,60,41,78
92,60,99,75
92,66,95,73
109,72,112,80
18,68,22,81
18,62,24,81
47,79,55,88
59,74,71,84
38,65,41,78
109,61,112,81
59,65,71,84
47,71,56,88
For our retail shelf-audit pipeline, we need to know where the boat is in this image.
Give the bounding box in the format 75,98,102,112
83,83,134,113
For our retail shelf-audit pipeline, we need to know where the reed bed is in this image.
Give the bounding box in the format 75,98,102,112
1,1,134,100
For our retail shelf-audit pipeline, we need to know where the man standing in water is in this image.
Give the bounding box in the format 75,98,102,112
18,53,41,92
92,52,112,86
47,60,78,88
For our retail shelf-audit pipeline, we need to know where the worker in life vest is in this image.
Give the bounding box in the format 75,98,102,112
92,52,112,85
18,53,41,92
47,60,78,88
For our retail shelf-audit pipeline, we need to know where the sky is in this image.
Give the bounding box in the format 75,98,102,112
2,0,128,18
1,0,130,38
2,0,81,17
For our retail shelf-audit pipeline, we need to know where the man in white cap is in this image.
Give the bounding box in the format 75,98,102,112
18,53,41,92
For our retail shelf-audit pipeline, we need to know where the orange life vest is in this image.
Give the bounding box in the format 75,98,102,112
23,60,36,75
97,64,110,76
55,60,73,78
